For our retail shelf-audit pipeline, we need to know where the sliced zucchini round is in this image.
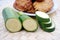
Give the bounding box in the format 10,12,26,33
46,22,55,29
41,18,52,27
36,11,50,22
42,28,55,32
41,22,55,32
42,18,52,24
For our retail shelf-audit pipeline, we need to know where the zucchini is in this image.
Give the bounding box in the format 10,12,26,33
41,22,55,32
41,18,52,27
18,12,38,32
2,7,22,32
46,22,55,29
36,11,50,22
42,28,55,32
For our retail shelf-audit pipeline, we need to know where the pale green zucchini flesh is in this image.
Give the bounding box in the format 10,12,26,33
6,19,22,32
23,19,38,31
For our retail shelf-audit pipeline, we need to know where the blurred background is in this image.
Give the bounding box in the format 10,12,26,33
0,0,60,40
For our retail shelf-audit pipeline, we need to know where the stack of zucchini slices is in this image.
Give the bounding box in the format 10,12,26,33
36,11,55,32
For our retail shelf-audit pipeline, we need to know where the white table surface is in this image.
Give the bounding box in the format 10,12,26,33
0,0,60,40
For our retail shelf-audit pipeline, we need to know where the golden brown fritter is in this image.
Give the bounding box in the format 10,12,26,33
33,0,54,12
36,0,44,2
13,0,35,13
13,0,54,13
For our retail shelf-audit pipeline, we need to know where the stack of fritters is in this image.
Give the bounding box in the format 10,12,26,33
13,0,54,13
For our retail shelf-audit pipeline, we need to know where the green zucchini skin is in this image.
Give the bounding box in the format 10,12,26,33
38,20,55,32
17,12,32,23
2,7,22,33
40,23,55,32
41,18,52,27
17,12,38,32
36,18,51,28
42,28,55,32
2,7,20,21
42,27,55,32
36,14,50,22
19,14,31,22
41,22,52,27
40,22,55,32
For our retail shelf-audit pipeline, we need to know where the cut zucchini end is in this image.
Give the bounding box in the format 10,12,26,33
23,19,38,32
6,19,22,33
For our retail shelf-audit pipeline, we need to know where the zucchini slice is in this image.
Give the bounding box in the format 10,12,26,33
36,11,50,22
41,22,55,32
18,12,38,32
42,28,55,32
2,7,22,32
46,22,55,29
41,18,52,27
